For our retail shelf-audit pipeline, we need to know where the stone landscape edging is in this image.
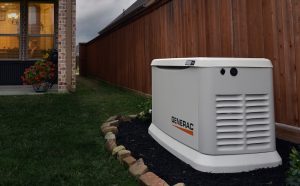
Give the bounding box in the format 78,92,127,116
100,114,185,186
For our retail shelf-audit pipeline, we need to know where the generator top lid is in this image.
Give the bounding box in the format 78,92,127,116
151,57,273,68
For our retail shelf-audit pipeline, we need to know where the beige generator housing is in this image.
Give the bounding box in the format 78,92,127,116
149,57,282,173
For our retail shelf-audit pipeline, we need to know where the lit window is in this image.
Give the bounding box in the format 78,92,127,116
28,3,54,59
0,2,20,59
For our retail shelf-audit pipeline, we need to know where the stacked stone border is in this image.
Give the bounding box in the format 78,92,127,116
100,114,185,186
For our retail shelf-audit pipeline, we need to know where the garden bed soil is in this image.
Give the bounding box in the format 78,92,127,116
117,119,300,186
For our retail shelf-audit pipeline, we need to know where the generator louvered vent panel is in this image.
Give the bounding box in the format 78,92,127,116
245,94,271,150
216,94,271,153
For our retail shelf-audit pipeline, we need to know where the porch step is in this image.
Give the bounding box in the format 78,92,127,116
0,85,58,96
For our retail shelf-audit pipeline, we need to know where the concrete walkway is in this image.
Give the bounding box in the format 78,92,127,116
0,85,58,96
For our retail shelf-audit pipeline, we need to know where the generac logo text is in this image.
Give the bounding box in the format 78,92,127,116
171,116,194,136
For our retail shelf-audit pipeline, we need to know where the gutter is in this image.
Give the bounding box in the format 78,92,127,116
143,0,156,7
85,0,171,45
98,0,156,36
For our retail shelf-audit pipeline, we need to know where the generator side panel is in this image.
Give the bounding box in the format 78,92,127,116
152,67,200,151
198,67,276,155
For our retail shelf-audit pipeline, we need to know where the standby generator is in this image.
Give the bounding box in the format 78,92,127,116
149,57,282,173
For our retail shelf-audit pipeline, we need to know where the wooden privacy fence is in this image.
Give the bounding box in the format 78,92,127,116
80,0,300,141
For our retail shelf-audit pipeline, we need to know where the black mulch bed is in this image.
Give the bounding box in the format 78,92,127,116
116,119,300,186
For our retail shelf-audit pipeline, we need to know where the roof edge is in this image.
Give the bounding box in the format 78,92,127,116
86,0,171,45
98,0,157,36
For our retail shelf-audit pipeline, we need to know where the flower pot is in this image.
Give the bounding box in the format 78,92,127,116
32,82,49,93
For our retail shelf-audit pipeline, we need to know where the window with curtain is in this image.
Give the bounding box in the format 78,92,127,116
0,2,20,59
28,3,54,59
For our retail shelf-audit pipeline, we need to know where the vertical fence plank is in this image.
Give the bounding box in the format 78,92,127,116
262,0,281,121
292,0,300,127
206,0,221,56
220,0,233,56
197,0,207,56
246,0,265,57
232,0,248,57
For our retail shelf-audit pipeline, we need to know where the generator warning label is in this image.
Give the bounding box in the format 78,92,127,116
171,116,194,136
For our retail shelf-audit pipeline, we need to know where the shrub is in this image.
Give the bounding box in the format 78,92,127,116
286,147,300,186
137,99,152,122
22,60,56,85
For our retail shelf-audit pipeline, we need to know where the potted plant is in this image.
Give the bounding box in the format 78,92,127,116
21,60,56,92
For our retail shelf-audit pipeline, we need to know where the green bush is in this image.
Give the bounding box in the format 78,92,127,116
286,147,300,186
137,98,152,122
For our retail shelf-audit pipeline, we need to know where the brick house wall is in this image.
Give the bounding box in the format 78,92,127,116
58,0,76,92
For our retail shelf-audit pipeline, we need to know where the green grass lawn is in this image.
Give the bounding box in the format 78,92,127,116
0,77,148,186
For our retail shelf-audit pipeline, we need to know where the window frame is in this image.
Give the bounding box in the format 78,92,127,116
0,1,21,60
0,0,57,61
27,1,56,60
